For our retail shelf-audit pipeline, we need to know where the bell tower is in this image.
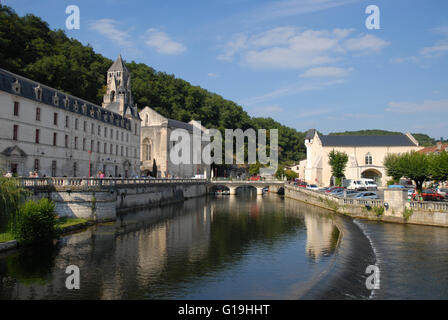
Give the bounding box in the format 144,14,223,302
102,55,133,116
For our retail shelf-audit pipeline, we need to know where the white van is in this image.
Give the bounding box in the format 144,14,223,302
343,179,367,191
361,178,378,190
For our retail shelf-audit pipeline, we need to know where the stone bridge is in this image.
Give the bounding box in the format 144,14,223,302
208,180,285,195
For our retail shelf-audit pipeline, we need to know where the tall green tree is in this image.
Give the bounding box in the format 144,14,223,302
398,152,430,192
383,153,403,183
328,150,348,186
428,151,448,182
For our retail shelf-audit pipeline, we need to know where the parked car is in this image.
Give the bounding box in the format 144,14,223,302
330,188,346,196
411,189,445,201
437,188,448,197
306,184,319,191
249,176,261,181
343,179,367,191
388,184,406,189
408,189,414,200
361,178,378,190
345,190,362,197
325,186,344,193
354,192,379,199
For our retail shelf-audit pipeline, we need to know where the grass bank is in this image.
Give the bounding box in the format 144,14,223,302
0,217,90,243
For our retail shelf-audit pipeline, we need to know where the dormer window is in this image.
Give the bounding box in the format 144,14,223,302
64,96,70,109
53,93,59,106
365,152,373,165
82,104,87,114
34,85,42,101
12,79,21,94
74,101,79,112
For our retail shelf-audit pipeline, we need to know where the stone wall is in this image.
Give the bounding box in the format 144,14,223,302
285,184,448,228
31,182,207,221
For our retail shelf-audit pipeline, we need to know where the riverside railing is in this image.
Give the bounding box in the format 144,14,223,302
285,184,385,207
286,184,448,212
16,177,207,190
408,201,448,211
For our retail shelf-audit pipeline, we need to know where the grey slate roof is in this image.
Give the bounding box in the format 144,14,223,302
108,55,129,73
168,119,193,131
0,68,131,131
305,129,316,140
318,134,417,147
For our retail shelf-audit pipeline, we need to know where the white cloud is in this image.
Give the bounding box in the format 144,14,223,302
300,66,353,78
241,79,345,106
248,0,360,23
343,34,390,53
297,108,332,118
217,34,247,62
252,105,284,116
144,28,186,55
386,99,448,113
90,19,134,47
342,113,382,119
390,56,420,64
218,27,388,69
420,41,448,58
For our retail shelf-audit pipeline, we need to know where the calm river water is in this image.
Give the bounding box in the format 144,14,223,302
0,193,447,299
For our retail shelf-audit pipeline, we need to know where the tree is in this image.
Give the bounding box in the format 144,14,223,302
275,165,285,179
328,150,348,186
428,151,448,182
0,175,28,234
152,159,158,178
249,162,261,176
383,153,403,183
398,151,430,192
284,169,298,181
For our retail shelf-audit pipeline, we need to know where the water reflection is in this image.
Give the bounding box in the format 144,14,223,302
0,194,345,300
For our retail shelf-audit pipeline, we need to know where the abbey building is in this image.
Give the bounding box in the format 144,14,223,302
0,55,141,177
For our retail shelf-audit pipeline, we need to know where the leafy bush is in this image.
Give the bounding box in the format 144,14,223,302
14,198,60,245
0,174,28,234
373,206,385,217
403,207,414,221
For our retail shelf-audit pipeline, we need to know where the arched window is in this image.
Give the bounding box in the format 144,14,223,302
145,114,149,126
142,138,151,161
365,152,373,165
110,90,115,101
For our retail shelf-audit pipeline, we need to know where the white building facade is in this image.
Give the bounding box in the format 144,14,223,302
0,56,141,177
300,129,421,187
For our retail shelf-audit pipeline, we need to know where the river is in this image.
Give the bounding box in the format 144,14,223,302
0,192,447,299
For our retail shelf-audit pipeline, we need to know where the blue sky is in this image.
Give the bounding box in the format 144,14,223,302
4,0,448,139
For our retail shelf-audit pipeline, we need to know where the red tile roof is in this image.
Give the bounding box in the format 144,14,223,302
418,143,448,154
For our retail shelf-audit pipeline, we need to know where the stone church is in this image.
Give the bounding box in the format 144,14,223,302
139,106,211,178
